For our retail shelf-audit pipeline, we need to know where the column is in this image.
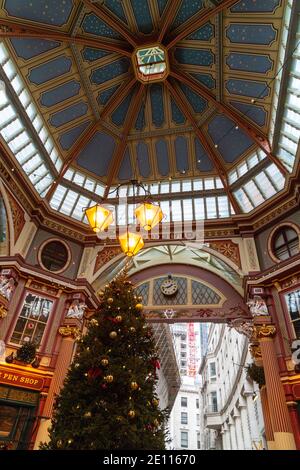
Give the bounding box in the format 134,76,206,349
228,417,237,450
255,321,296,450
33,318,81,449
239,401,252,450
245,391,260,445
221,424,231,450
260,386,275,450
234,411,245,450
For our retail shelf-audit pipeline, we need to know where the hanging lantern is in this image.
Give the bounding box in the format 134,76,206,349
85,204,113,233
135,202,163,231
119,232,144,257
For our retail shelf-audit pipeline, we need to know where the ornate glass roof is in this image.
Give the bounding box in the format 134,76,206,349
0,0,298,224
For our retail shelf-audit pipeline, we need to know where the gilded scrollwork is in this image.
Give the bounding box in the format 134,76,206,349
58,326,81,339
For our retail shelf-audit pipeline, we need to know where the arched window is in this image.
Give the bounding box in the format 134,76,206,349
0,197,8,255
272,226,299,260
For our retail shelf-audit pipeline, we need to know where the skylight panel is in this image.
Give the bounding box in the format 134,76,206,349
171,200,182,222
254,172,276,199
0,118,23,141
35,175,53,195
265,164,285,190
18,89,31,108
84,178,96,192
160,182,170,193
204,179,214,190
0,104,16,125
160,201,170,222
59,190,79,216
194,198,205,219
8,131,30,153
50,185,68,210
182,199,193,220
3,60,16,80
71,195,91,221
206,197,217,219
182,181,192,192
193,179,203,191
95,184,105,196
234,189,254,213
23,154,42,173
218,196,229,218
15,143,36,165
243,181,265,207
171,181,181,193
11,75,23,94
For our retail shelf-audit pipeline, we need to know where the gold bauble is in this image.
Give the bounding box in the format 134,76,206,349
109,331,117,339
135,303,143,311
129,327,136,333
152,398,159,407
115,315,123,323
116,416,122,422
107,297,114,304
101,358,109,366
67,438,73,444
84,411,92,418
90,319,98,326
128,410,135,418
130,381,138,390
57,440,63,448
138,296,143,302
105,375,114,383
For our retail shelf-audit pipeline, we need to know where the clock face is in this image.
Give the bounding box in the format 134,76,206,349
161,279,178,296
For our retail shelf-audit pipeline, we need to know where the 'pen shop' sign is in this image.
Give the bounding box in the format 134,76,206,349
0,365,44,390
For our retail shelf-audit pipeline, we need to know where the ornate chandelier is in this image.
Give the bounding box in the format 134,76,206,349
85,180,164,256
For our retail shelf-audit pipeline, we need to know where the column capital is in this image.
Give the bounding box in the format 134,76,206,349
58,325,81,339
254,324,276,340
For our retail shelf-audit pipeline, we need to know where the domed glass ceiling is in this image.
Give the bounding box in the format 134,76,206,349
0,0,298,225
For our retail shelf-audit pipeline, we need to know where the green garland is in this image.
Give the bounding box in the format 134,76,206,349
16,342,36,364
247,363,265,387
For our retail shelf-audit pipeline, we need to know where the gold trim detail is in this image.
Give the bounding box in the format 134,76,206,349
0,304,8,318
249,343,262,359
254,324,276,339
58,326,81,339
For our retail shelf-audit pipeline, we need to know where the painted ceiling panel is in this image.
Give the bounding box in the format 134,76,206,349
150,84,165,128
104,0,128,24
229,101,267,127
4,0,74,27
59,120,91,151
28,55,72,85
175,136,189,172
208,114,254,163
231,0,281,14
97,84,120,106
137,142,151,178
131,0,153,35
40,80,81,107
77,131,116,177
171,99,186,125
179,83,208,114
90,58,131,85
82,47,111,62
226,53,273,74
226,24,277,46
187,22,214,41
225,79,269,99
174,48,214,67
10,38,60,60
81,13,122,40
49,101,88,128
194,138,213,172
118,148,132,180
111,88,135,127
157,0,168,17
135,103,146,131
190,73,216,90
155,140,169,176
171,0,204,31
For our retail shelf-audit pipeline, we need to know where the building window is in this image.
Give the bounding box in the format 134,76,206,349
211,391,218,412
39,239,70,273
196,414,200,426
210,362,216,378
10,292,54,347
272,226,299,261
181,431,188,448
181,412,188,425
197,433,201,450
196,398,199,409
181,397,187,407
285,290,300,339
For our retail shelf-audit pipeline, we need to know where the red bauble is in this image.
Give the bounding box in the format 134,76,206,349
87,367,102,380
101,383,108,389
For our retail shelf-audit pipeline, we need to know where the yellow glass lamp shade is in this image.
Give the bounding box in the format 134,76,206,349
135,202,163,231
119,232,144,257
85,204,113,233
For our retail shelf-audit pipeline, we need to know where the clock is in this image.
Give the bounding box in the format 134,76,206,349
161,278,178,296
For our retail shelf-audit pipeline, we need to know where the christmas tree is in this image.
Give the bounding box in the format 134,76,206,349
42,275,169,450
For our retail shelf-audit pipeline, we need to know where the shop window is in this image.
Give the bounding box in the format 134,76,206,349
39,239,70,273
10,292,54,347
272,226,299,261
285,290,300,339
0,385,38,450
